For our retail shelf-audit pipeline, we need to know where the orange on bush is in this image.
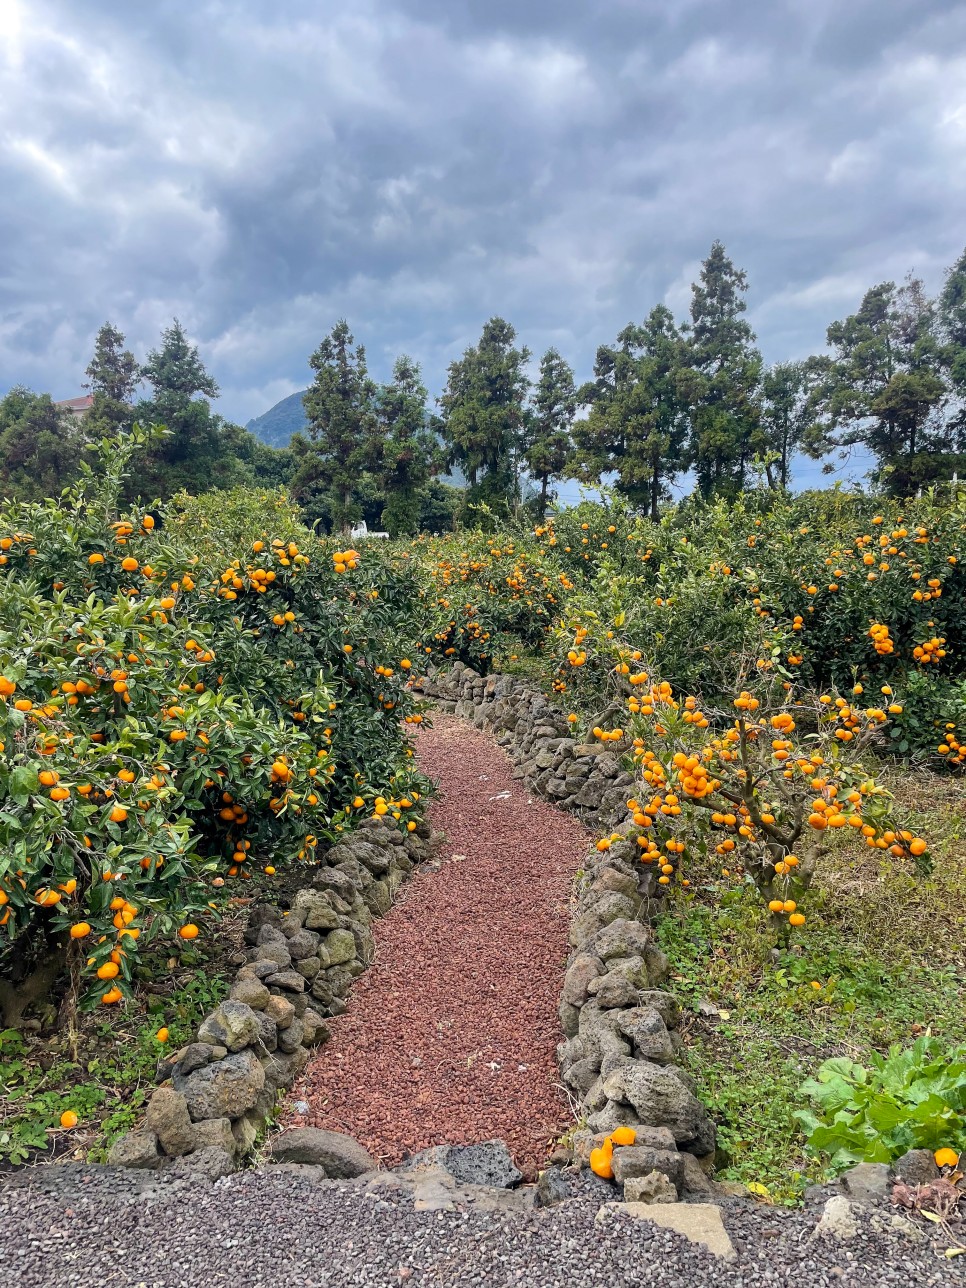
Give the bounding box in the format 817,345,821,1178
178,923,199,940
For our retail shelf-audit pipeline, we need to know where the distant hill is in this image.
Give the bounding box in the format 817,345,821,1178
245,389,465,488
245,390,309,449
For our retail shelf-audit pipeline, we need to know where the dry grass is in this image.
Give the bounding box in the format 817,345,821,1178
813,765,966,969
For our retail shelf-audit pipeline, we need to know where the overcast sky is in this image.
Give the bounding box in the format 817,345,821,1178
2,0,965,489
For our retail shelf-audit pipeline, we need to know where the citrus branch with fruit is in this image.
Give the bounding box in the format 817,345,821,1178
589,666,930,942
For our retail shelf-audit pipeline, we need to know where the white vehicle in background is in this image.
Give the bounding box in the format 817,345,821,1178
349,520,390,540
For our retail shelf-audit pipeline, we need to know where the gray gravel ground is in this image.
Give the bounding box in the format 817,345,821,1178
0,1165,959,1288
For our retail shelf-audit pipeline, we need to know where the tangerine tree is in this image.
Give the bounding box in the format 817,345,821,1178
0,430,430,1023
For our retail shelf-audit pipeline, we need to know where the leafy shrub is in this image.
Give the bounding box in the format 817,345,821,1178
883,669,966,765
796,1036,966,1169
0,432,430,1020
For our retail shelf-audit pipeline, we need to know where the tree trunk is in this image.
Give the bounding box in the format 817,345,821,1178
650,467,660,521
538,474,549,519
0,945,67,1029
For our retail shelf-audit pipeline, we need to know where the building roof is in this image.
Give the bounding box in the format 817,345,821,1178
55,394,94,413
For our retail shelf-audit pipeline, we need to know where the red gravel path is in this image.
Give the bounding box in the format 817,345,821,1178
287,714,592,1177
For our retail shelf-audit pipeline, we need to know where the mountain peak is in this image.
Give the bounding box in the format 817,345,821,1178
245,389,309,449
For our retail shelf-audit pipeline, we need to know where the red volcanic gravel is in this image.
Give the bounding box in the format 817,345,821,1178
287,714,592,1177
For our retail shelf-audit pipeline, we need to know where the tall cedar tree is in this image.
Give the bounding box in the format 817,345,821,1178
136,320,247,498
299,320,378,531
375,356,440,536
574,305,689,519
939,245,966,439
84,322,140,436
805,277,952,493
685,242,764,497
439,317,530,511
0,388,80,500
760,361,810,489
525,348,576,517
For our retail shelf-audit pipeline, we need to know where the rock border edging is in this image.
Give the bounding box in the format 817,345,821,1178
418,663,718,1198
107,814,433,1178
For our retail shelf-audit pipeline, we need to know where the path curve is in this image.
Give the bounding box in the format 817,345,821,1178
287,714,592,1176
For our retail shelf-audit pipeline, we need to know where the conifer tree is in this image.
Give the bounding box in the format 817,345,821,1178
525,348,576,516
684,242,764,497
84,322,140,435
574,305,689,519
439,317,530,512
299,320,378,530
375,356,440,535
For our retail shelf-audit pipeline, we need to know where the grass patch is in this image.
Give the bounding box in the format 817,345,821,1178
657,766,966,1205
0,909,246,1168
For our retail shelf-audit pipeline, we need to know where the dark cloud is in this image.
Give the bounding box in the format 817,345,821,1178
1,0,964,488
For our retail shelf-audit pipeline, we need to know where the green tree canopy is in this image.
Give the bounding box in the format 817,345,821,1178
938,245,966,438
134,320,246,499
684,241,764,498
0,388,81,500
759,361,811,490
295,320,379,531
439,317,530,512
574,305,689,519
374,356,440,536
805,276,954,493
84,321,140,436
525,348,576,517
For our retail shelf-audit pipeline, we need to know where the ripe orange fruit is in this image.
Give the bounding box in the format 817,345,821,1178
96,961,119,980
609,1126,636,1146
109,806,128,823
101,986,123,1005
156,1027,169,1043
60,1110,78,1129
35,888,61,907
121,557,139,572
589,1145,614,1179
70,922,91,939
178,923,199,940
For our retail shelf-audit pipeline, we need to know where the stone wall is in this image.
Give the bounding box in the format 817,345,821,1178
418,663,717,1196
107,815,433,1180
107,661,714,1195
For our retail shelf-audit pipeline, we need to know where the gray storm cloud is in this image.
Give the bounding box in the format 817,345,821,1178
1,0,964,488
